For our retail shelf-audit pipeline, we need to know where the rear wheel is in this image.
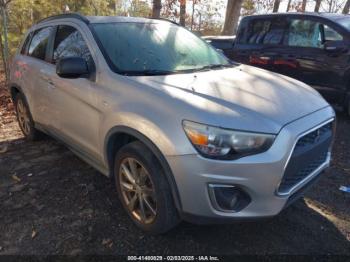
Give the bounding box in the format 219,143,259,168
114,141,179,234
14,93,42,141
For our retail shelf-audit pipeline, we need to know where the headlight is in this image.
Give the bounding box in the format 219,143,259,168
183,120,276,160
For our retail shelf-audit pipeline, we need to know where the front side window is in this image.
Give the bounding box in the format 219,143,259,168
28,27,53,60
91,22,231,75
286,19,322,48
53,25,92,64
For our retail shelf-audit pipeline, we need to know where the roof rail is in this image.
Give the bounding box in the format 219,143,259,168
37,13,89,25
153,18,179,25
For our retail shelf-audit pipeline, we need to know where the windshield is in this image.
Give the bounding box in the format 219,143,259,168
337,18,350,31
91,22,231,75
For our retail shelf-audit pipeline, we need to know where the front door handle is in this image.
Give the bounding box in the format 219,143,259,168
40,75,49,81
48,80,56,89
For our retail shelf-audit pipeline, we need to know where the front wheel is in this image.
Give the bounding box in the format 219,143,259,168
114,141,180,234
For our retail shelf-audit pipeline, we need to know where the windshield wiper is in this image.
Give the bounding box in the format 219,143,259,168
122,70,178,76
196,64,232,72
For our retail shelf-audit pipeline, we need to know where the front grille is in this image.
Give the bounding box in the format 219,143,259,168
295,122,332,150
278,121,333,195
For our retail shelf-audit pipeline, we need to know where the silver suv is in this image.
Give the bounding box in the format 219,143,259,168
9,14,335,234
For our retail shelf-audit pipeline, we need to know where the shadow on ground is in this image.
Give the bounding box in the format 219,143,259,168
0,113,349,255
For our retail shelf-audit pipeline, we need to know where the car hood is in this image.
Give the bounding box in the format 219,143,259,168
129,64,329,134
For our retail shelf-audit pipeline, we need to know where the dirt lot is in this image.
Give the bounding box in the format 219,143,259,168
0,75,349,255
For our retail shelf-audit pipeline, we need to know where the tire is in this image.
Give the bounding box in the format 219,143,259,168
14,93,42,141
347,97,350,117
114,141,180,234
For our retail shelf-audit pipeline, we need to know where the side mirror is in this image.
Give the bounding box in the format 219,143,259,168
216,48,225,55
324,41,348,53
56,57,89,79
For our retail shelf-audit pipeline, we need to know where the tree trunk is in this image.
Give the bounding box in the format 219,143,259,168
273,0,280,12
222,0,243,36
314,0,322,12
343,0,350,14
0,31,7,79
152,0,161,18
0,5,9,81
180,0,186,26
286,0,292,11
301,0,307,11
329,0,333,12
191,0,195,31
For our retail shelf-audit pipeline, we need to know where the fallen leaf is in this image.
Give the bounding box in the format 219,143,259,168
102,238,113,247
0,145,7,153
12,174,21,183
31,229,37,239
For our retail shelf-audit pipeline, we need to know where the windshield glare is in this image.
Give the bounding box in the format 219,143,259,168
91,22,231,75
337,18,350,31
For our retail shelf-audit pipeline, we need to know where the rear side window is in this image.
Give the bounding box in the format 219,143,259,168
285,19,322,48
240,18,287,45
28,27,53,60
21,33,32,55
53,25,92,64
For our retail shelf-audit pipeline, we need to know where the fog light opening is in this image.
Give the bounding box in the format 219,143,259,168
208,184,251,212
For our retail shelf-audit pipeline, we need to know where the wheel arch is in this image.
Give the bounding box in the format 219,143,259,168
9,83,23,101
104,125,182,212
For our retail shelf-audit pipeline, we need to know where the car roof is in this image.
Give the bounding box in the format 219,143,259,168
244,12,350,22
37,13,177,25
202,35,236,40
86,16,159,24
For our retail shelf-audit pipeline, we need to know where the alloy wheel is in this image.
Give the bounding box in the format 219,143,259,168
16,99,31,135
119,157,157,224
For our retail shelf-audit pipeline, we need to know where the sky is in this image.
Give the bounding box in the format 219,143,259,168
139,0,346,23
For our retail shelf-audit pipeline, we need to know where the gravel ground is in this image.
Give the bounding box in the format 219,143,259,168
0,75,349,255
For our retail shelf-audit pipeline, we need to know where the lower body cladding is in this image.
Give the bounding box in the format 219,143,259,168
166,106,335,223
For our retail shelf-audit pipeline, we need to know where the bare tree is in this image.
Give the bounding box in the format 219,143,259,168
152,0,161,18
273,0,281,12
324,0,344,12
301,0,307,11
0,0,12,81
343,0,350,13
314,0,322,11
180,0,186,26
286,0,292,11
222,0,243,35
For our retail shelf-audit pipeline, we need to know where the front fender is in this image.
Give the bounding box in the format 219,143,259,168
101,115,186,212
100,110,195,163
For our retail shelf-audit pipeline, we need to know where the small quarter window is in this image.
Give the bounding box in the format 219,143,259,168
324,25,343,41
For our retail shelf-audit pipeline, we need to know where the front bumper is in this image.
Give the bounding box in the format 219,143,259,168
166,106,335,222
